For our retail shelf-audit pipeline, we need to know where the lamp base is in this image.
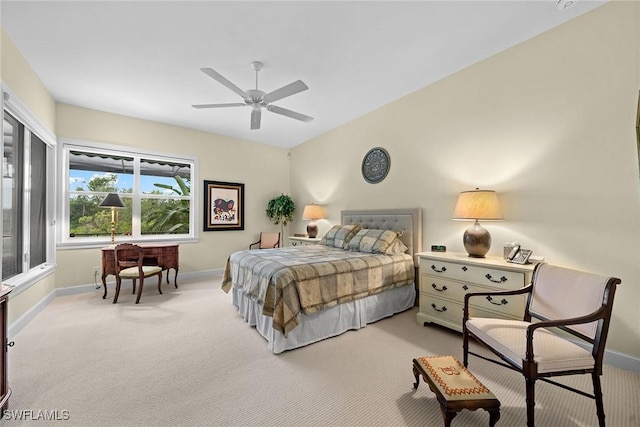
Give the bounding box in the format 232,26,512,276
463,220,491,258
307,221,318,238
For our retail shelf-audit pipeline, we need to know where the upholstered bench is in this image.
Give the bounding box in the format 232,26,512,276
412,355,500,426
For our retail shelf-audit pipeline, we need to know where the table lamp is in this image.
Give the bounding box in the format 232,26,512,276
302,204,326,238
99,193,125,244
452,188,503,258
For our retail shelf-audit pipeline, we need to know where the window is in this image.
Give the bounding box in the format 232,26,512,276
2,102,55,288
60,142,196,246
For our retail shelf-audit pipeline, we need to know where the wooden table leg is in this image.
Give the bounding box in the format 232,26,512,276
102,274,108,299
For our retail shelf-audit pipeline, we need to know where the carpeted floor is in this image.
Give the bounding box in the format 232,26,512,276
4,276,639,426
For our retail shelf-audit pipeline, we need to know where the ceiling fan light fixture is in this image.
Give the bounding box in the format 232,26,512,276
192,61,313,130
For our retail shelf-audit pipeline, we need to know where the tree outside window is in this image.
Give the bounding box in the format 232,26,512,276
65,147,193,242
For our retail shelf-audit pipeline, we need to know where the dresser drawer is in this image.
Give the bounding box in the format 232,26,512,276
467,292,525,317
421,276,525,318
421,275,489,300
419,294,464,328
419,294,520,331
420,258,525,290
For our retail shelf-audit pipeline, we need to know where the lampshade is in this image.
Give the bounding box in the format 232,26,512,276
453,189,503,221
99,193,125,208
302,204,326,239
302,204,326,220
453,189,503,258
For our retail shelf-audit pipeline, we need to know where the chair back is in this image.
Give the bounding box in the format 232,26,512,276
114,243,144,272
259,232,280,249
528,263,620,341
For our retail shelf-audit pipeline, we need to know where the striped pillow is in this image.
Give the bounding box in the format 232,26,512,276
319,224,362,249
347,229,404,254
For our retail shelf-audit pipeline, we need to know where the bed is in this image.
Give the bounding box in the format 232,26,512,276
221,208,423,353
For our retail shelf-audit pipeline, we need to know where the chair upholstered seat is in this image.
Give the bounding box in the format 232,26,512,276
119,265,163,278
465,318,595,373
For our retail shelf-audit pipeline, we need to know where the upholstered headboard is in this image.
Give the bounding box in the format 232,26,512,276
341,208,423,257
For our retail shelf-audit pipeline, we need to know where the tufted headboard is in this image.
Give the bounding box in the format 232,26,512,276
341,208,423,258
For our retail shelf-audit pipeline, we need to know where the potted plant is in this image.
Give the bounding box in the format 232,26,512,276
266,194,295,245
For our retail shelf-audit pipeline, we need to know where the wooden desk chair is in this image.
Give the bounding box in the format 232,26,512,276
463,263,620,427
249,232,280,249
113,243,163,304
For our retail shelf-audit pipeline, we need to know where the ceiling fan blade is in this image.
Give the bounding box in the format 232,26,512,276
200,68,248,99
250,108,261,130
192,103,246,109
267,105,313,122
263,80,308,103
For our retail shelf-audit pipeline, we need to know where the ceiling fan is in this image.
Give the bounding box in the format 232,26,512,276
192,61,313,130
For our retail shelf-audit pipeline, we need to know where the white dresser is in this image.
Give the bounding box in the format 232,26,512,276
416,251,537,332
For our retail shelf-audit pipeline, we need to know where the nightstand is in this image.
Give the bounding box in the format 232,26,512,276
289,236,321,246
416,251,537,332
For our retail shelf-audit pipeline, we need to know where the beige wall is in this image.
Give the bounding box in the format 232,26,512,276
55,103,291,287
1,29,56,130
2,29,291,325
2,3,639,362
1,29,58,325
290,2,640,359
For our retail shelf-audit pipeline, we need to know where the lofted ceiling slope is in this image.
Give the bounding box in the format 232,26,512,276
1,1,607,148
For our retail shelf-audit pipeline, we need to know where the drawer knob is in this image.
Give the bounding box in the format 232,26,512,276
462,266,468,271
431,283,448,292
431,303,447,313
485,273,507,284
463,285,469,291
486,296,509,306
430,265,447,273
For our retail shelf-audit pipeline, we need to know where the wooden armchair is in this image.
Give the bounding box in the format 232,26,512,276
113,243,163,304
249,232,280,249
463,263,620,427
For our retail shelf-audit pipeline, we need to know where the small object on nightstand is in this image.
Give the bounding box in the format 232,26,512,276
431,245,446,252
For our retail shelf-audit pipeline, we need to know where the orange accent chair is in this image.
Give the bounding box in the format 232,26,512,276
249,232,280,249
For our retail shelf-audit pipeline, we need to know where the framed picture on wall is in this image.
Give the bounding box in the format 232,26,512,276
203,180,244,231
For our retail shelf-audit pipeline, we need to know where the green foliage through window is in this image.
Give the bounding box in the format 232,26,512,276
65,146,194,241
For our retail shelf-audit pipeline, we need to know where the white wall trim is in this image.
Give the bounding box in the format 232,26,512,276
8,289,56,339
1,83,56,146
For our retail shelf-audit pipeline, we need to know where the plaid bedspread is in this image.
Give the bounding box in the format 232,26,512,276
222,245,415,337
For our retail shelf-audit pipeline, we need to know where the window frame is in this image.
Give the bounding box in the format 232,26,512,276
58,138,198,249
1,84,57,295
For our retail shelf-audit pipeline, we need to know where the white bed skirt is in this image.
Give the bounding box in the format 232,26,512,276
231,284,416,354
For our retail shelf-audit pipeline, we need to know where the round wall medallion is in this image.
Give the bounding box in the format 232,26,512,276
361,147,390,184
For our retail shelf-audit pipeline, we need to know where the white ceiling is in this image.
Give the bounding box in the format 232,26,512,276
1,1,606,148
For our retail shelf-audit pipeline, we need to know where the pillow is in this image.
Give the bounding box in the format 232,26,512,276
319,224,362,249
384,238,409,255
347,229,406,254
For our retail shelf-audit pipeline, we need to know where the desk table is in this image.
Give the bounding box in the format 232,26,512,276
101,244,179,300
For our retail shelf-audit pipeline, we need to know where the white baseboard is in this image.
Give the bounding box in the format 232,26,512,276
604,348,640,373
8,268,640,372
8,289,56,339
